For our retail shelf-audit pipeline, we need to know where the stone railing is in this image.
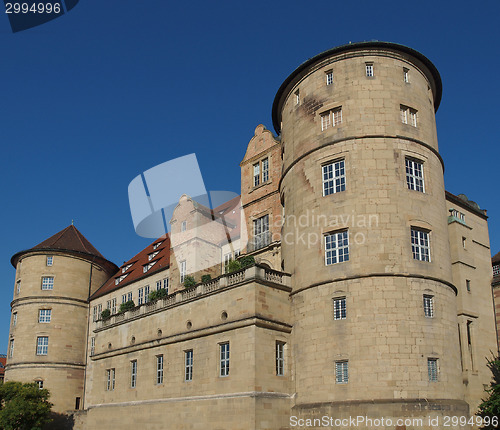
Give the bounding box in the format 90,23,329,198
95,265,290,330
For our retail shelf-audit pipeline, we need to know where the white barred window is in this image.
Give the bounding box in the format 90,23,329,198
333,297,346,320
325,231,349,265
39,309,51,323
405,158,424,192
41,277,53,290
36,336,48,355
428,358,438,382
321,107,342,131
322,159,346,196
276,341,285,376
185,350,193,381
326,70,333,85
493,265,500,276
219,342,230,377
423,295,434,318
46,256,53,266
411,228,430,262
180,260,187,283
138,288,144,305
400,105,417,127
157,355,164,384
365,64,373,77
253,162,260,187
335,361,348,383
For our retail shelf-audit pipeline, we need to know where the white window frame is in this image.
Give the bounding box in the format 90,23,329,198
428,358,438,382
423,295,434,318
46,256,53,266
127,292,132,302
12,312,17,327
185,350,193,381
253,162,260,187
90,337,95,356
157,355,164,384
39,309,52,323
41,276,54,290
365,63,373,77
335,360,348,384
333,297,347,320
36,336,48,355
400,105,417,127
131,360,137,388
411,228,430,262
111,298,116,314
219,342,230,377
138,288,144,306
9,339,14,358
121,294,127,304
321,107,342,131
276,341,285,376
262,158,269,183
106,368,115,391
224,253,232,274
180,260,187,284
325,231,349,265
405,158,425,193
322,159,346,196
144,285,150,303
163,278,169,294
143,260,157,273
326,70,333,85
253,214,270,250
148,251,159,261
121,263,132,274
294,89,300,105
403,67,409,83
115,273,129,285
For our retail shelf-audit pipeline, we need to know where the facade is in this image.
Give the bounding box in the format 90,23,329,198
5,42,498,430
0,354,5,383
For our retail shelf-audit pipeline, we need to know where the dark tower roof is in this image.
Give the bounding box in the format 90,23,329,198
11,225,118,273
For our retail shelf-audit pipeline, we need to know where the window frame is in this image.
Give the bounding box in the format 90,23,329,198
423,295,434,318
365,63,374,77
335,360,349,384
405,158,425,193
411,228,431,262
131,360,137,388
428,358,438,382
322,159,346,196
36,336,49,356
41,276,54,290
39,309,52,323
46,256,53,266
321,107,342,131
325,230,349,265
185,350,193,381
180,260,187,284
219,342,230,377
276,341,285,376
253,214,270,250
333,297,347,320
156,355,164,385
326,70,333,85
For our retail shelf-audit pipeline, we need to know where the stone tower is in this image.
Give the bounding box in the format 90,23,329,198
273,42,468,422
6,225,117,412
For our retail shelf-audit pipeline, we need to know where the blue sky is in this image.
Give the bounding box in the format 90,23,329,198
1,0,499,352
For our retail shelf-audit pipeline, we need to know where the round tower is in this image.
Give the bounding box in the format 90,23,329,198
6,225,117,413
273,42,467,424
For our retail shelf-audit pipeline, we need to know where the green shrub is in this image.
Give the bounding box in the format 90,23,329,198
101,309,111,320
201,274,212,283
119,300,135,313
183,276,196,288
156,288,168,299
239,255,255,268
148,290,159,302
228,260,242,273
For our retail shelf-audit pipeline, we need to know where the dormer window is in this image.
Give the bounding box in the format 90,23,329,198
153,241,163,250
115,273,129,285
143,260,158,273
148,251,159,261
121,264,133,274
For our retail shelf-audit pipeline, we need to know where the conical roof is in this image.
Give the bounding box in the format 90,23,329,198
11,225,117,274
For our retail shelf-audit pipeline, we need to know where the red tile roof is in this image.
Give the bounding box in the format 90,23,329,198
493,251,500,265
91,235,171,300
11,225,118,274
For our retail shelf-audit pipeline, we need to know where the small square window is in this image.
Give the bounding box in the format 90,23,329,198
41,277,54,290
428,358,438,382
493,265,500,277
39,309,51,323
46,256,53,266
36,380,43,389
333,297,347,320
400,105,417,127
335,360,348,383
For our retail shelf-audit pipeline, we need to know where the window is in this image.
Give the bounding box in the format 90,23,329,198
155,355,163,384
39,309,51,323
106,369,115,391
115,273,129,285
276,341,285,376
333,297,347,320
494,265,500,276
106,300,111,310
121,294,127,304
322,159,346,196
466,279,471,292
185,350,193,381
111,298,116,314
220,342,230,377
294,89,300,105
262,158,269,183
127,292,132,302
321,107,342,131
163,278,169,294
9,339,14,358
462,236,467,249
153,241,162,250
224,253,232,274
12,312,17,327
403,67,409,83
400,105,417,127
90,337,95,356
180,260,187,283
156,280,162,291
148,251,159,261
75,397,81,410
138,288,144,306
325,231,349,265
365,63,373,77
253,214,270,250
36,336,48,355
405,158,424,192
423,295,434,318
144,285,150,303
121,263,132,274
131,360,137,388
326,70,333,85
253,162,260,187
16,280,20,295
450,209,465,222
411,228,430,262
36,380,43,389
92,306,98,321
46,256,53,266
181,221,187,232
335,361,348,384
234,249,240,259
97,304,102,316
428,358,438,382
143,261,157,273
41,277,54,290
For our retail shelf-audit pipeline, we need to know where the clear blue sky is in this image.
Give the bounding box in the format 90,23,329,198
1,0,499,352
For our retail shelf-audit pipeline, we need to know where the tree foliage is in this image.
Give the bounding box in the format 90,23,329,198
183,276,196,288
0,382,52,430
477,355,500,429
119,300,135,313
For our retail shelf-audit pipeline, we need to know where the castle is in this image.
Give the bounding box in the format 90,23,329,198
5,41,499,430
